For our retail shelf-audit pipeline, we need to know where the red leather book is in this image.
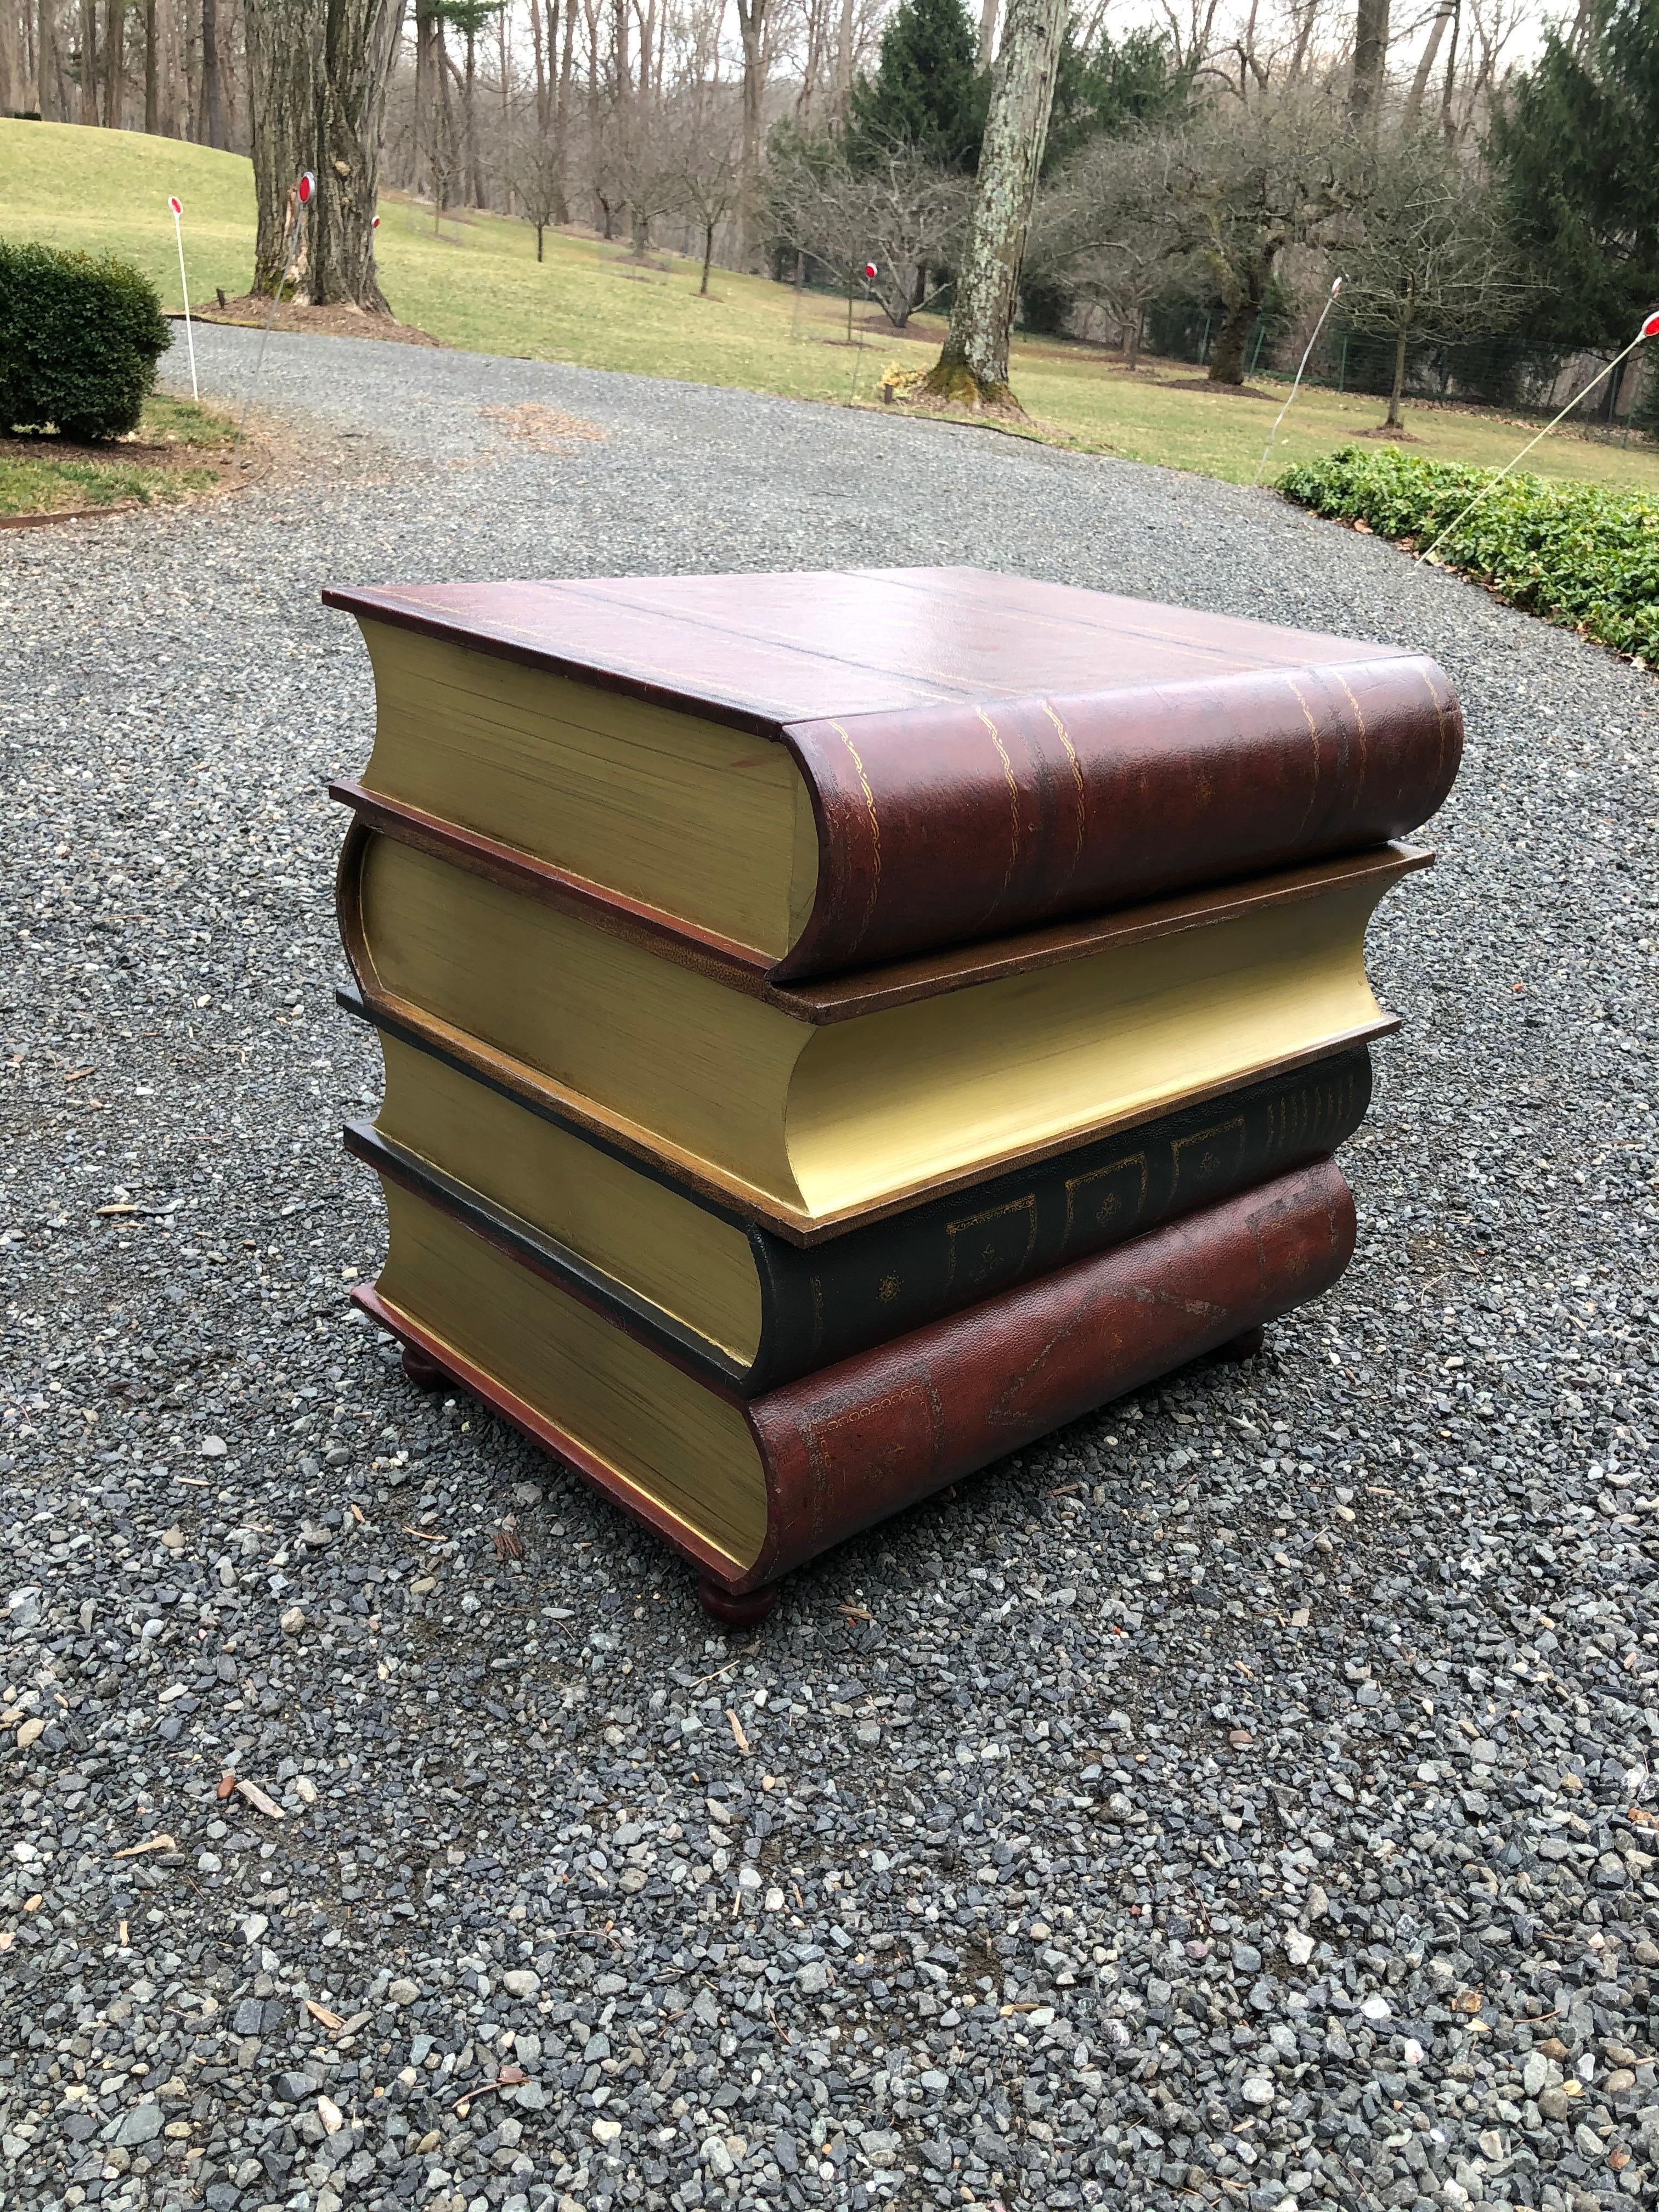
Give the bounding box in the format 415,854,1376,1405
324,566,1461,983
357,1156,1356,1618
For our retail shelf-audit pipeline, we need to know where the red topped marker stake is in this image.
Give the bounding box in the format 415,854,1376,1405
167,194,198,403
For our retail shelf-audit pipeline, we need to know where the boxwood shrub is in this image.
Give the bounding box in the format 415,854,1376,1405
0,240,172,442
1278,444,1659,665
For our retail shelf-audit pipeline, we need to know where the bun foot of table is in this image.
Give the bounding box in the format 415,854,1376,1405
1211,1324,1266,1363
697,1577,780,1627
401,1342,450,1391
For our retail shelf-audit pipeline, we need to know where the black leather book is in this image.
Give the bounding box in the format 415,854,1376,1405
341,983,1370,1395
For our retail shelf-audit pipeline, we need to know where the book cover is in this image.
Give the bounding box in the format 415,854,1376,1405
357,1157,1357,1611
338,819,1415,1237
325,566,1460,980
343,1027,1372,1393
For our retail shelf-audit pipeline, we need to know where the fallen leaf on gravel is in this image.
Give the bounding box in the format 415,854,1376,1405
112,1835,176,1859
481,402,610,452
727,1709,751,1754
837,1600,873,1623
402,1525,447,1544
1228,1729,1252,1747
305,1999,345,2031
493,1520,524,1562
216,1773,236,1800
235,1779,284,1820
65,1066,94,1083
95,1201,140,1215
349,1503,365,1525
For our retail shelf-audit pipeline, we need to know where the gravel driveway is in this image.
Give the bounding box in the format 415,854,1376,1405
3,325,1656,2212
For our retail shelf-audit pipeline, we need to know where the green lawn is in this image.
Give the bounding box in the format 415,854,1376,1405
0,393,230,516
6,115,1657,493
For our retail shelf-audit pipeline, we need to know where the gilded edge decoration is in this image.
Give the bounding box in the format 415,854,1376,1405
826,721,884,952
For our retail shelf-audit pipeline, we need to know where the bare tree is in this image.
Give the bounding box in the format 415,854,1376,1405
1161,83,1352,383
770,135,972,328
671,75,742,293
511,75,564,256
1037,127,1184,369
1339,125,1529,425
922,0,1068,406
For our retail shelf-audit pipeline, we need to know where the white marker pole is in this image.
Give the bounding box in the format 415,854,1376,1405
168,195,199,403
1254,275,1341,486
1417,308,1659,565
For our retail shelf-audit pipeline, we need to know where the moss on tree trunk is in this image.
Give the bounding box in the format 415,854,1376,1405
922,0,1068,410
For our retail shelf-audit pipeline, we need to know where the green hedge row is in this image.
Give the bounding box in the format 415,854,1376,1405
0,240,172,442
1277,444,1659,665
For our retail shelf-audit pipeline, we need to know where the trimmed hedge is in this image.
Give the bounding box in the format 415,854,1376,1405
0,240,172,442
1277,444,1659,665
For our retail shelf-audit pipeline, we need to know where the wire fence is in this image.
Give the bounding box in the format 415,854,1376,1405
1143,304,1656,436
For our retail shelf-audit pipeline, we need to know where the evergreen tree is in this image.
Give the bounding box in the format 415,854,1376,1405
847,0,985,171
1043,24,1192,173
1489,0,1659,351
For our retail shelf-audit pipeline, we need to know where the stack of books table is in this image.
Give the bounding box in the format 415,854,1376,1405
324,567,1460,1620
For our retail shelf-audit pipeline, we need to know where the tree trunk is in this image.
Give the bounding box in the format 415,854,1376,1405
535,220,545,261
1126,306,1142,373
630,203,650,257
923,0,1066,407
0,2,20,110
434,19,457,218
78,0,97,123
245,0,408,309
1348,0,1390,121
199,0,222,143
143,0,157,128
554,0,573,221
102,0,121,122
1385,324,1408,428
733,0,769,268
977,0,997,67
464,25,482,207
498,5,512,212
1207,268,1266,385
36,0,54,114
700,219,714,295
1439,0,1460,140
412,0,435,199
1403,0,1451,119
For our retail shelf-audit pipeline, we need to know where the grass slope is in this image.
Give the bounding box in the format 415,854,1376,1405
6,116,1657,492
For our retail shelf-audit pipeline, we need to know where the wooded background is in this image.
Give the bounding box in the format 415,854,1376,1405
3,0,1655,425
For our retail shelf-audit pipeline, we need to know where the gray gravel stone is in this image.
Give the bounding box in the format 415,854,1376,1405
1,321,1656,2212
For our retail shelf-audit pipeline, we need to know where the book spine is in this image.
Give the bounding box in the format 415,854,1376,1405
742,1159,1355,1592
777,657,1461,977
744,1047,1370,1391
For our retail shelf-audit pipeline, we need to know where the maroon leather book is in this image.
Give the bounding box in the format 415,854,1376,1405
358,1156,1355,1616
323,566,1462,981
